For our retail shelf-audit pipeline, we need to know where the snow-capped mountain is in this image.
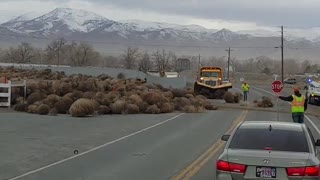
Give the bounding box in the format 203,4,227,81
121,19,213,32
11,8,113,35
2,12,40,28
1,7,320,61
0,8,251,42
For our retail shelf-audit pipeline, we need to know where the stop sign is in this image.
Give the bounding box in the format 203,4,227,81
272,80,283,93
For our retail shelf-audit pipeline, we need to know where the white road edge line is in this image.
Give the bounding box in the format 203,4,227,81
251,86,320,135
8,113,185,180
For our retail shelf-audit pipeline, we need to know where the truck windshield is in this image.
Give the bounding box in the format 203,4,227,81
201,72,219,77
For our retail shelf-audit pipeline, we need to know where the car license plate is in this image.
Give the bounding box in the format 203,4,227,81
256,167,276,178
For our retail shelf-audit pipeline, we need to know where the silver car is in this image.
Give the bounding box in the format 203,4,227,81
216,121,320,180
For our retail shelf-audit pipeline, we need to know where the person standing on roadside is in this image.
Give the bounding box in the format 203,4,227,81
277,87,308,123
241,81,250,102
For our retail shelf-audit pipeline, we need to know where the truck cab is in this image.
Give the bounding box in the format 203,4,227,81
194,66,232,99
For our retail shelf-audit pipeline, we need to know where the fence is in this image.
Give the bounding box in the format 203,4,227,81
0,80,26,108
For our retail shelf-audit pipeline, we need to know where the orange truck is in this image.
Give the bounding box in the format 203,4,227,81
194,66,232,99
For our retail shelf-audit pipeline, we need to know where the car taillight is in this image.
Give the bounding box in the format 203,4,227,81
305,166,320,176
217,160,246,174
286,166,320,176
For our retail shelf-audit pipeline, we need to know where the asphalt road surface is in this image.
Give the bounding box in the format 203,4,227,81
2,85,320,180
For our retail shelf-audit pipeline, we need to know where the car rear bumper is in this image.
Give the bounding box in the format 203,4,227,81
216,171,233,180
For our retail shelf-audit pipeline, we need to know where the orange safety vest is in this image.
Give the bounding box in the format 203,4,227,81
291,95,305,113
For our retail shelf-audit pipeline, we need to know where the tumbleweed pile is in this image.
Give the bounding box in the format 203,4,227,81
1,67,218,117
256,96,274,108
223,91,243,103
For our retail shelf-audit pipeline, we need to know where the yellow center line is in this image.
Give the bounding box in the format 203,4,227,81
171,110,248,180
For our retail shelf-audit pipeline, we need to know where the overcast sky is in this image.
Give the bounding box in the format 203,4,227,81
0,0,319,31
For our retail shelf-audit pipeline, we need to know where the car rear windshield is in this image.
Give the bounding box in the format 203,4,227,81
228,128,310,152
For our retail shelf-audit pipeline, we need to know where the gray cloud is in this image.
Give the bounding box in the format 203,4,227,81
91,0,320,28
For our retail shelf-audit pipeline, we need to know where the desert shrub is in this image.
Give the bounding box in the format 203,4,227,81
204,103,218,110
159,103,174,113
14,103,28,112
163,91,174,99
37,104,50,115
48,108,58,116
69,98,95,117
27,104,38,114
145,105,161,114
223,92,234,103
142,92,164,105
183,105,196,113
54,97,74,114
97,105,111,115
171,89,188,97
59,82,72,96
110,100,126,114
46,94,61,105
26,93,43,105
185,94,194,99
83,91,96,99
125,104,140,114
117,73,125,79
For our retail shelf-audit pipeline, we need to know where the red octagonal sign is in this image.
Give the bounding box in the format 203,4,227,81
272,80,283,93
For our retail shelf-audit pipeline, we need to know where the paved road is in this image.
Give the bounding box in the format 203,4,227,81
2,85,320,180
191,85,320,180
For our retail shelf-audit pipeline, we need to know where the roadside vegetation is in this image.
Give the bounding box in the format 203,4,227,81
0,67,218,117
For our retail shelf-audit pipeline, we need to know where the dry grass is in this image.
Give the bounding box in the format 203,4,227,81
69,98,96,117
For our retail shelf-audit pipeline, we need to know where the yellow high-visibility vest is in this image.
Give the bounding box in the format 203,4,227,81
291,95,305,113
242,84,249,92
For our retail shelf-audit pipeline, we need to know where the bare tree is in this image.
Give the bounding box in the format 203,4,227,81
46,37,67,66
152,49,173,73
122,47,140,69
138,52,152,73
5,42,34,63
68,42,99,66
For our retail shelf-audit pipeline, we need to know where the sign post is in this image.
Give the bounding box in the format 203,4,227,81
272,80,283,121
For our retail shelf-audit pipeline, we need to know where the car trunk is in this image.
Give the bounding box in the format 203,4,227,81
227,149,310,180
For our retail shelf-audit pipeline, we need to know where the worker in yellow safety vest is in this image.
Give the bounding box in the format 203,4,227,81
278,87,308,123
241,82,250,102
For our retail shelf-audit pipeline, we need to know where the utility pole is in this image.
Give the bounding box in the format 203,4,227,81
198,54,201,69
281,26,284,83
225,47,234,80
